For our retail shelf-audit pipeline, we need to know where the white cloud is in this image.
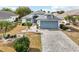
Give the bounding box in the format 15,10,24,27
0,0,79,6
0,0,52,6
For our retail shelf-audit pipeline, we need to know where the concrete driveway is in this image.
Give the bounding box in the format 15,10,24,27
41,30,79,52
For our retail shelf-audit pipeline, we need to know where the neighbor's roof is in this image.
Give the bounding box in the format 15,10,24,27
22,14,33,19
54,9,79,19
22,11,45,19
31,10,45,15
0,11,17,19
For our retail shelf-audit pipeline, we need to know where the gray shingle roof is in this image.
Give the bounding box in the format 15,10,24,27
22,11,45,19
0,11,17,19
36,14,61,21
22,11,61,21
30,11,45,15
22,14,33,19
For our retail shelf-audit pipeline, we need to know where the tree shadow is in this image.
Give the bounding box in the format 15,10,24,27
28,48,41,52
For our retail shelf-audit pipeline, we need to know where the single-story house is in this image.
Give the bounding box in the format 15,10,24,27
21,11,45,23
37,13,61,29
22,11,61,29
0,11,18,22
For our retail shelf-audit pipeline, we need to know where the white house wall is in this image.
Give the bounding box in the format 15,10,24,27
22,19,26,23
37,20,40,26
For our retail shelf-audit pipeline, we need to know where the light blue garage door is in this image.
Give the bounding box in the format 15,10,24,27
40,21,58,29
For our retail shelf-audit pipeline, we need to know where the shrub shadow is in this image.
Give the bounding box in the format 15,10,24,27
28,48,41,52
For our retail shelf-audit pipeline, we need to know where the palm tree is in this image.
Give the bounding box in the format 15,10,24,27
4,21,11,35
0,21,3,30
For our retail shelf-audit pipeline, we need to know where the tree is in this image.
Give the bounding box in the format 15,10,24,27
64,16,73,23
1,8,13,12
43,10,46,13
64,15,77,24
75,16,79,21
48,11,50,13
71,17,76,24
40,9,43,11
13,36,30,52
57,10,64,14
26,22,32,29
15,6,32,18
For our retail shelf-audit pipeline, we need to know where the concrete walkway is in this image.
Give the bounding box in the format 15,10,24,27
41,30,79,52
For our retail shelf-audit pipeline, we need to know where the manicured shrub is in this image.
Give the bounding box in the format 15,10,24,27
26,22,32,29
3,34,10,39
13,34,17,38
22,23,26,26
9,34,16,38
3,34,17,39
13,36,30,52
60,24,64,29
60,24,69,30
63,26,69,30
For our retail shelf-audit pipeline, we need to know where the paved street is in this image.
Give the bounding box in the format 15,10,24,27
41,30,79,52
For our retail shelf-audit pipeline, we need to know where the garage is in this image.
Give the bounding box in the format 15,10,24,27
40,21,59,29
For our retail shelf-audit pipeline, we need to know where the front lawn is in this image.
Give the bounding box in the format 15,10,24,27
64,31,79,45
0,32,41,52
0,41,15,52
0,21,17,34
7,24,26,35
0,24,41,52
26,32,41,52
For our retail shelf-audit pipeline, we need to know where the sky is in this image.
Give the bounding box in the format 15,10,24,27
29,6,52,11
0,6,52,11
0,0,79,6
0,6,79,12
0,0,79,12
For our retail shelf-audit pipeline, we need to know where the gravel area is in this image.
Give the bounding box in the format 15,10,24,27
41,30,79,52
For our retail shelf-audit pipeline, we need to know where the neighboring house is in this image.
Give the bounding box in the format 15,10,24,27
37,13,61,29
53,13,70,25
21,11,45,23
0,11,18,22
